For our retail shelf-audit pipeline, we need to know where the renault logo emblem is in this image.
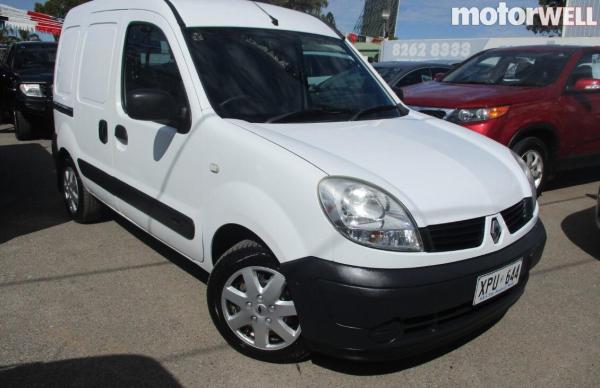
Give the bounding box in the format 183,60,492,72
491,218,502,244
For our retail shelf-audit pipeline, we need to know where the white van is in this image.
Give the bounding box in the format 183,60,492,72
52,0,546,362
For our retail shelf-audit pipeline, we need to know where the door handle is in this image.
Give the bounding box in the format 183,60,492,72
115,125,128,145
98,120,108,144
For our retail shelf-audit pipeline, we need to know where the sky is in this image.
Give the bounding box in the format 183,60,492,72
5,0,545,39
326,0,542,39
1,0,37,11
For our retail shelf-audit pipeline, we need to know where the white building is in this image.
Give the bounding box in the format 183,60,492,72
562,0,600,37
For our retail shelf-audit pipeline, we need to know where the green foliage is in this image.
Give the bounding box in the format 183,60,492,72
34,0,91,19
527,0,566,36
18,29,30,41
323,11,336,27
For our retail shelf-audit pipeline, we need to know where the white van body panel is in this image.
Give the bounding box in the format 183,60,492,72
107,9,207,261
53,0,539,272
231,117,531,227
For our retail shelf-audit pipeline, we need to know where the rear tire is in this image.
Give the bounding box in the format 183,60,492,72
511,137,549,195
60,157,103,223
14,109,33,141
207,240,309,363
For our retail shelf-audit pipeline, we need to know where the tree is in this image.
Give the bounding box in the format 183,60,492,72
18,29,30,41
527,0,566,36
323,11,336,27
34,0,90,19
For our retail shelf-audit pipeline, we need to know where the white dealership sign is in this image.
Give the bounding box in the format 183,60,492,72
380,37,600,62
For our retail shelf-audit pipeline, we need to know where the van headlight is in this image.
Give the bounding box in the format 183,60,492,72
19,83,45,97
318,177,423,252
511,151,537,201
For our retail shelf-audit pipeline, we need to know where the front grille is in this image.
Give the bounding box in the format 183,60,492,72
419,109,447,119
408,106,454,120
421,217,485,252
501,198,534,234
420,198,533,252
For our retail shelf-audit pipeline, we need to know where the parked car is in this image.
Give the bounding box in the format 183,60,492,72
53,0,546,363
0,41,57,140
0,44,7,62
402,46,600,192
374,61,453,94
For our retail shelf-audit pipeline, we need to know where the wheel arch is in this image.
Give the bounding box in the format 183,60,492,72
508,124,559,167
54,146,73,193
211,223,274,267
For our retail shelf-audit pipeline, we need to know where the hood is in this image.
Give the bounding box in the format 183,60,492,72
228,115,529,227
15,69,54,84
402,81,550,109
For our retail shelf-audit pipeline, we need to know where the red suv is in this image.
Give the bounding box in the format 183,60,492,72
402,46,600,192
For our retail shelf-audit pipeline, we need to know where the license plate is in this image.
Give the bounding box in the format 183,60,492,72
473,259,523,306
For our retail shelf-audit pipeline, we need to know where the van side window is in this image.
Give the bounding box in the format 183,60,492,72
122,23,189,118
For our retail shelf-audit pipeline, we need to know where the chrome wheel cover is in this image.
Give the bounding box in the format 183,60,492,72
522,149,544,188
63,167,79,214
221,266,301,351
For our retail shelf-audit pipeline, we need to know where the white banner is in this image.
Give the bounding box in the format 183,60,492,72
381,37,600,62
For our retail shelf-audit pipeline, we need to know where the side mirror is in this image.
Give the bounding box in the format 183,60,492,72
434,72,447,82
571,78,600,93
392,86,404,100
126,89,190,133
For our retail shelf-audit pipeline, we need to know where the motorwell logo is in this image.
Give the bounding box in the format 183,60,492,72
452,2,598,27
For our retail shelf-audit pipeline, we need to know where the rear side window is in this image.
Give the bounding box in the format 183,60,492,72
122,23,188,116
396,68,432,87
79,23,117,104
568,52,600,88
56,26,80,98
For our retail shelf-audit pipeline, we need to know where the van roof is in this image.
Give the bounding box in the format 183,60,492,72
65,0,339,39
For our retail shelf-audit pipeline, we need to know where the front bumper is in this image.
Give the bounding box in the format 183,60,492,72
15,94,53,120
281,219,546,361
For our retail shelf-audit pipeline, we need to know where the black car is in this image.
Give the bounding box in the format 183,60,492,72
0,44,7,62
373,61,453,95
0,41,57,140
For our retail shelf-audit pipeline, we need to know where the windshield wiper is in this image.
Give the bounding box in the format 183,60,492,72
350,104,408,121
266,107,351,123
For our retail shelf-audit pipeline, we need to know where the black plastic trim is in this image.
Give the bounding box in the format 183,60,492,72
280,220,546,360
164,0,186,29
77,159,195,240
53,102,73,117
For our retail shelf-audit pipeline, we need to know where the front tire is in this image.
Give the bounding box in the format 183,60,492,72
207,240,309,363
60,157,103,223
14,109,33,141
511,137,548,195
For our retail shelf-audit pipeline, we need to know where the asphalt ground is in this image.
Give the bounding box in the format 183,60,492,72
0,126,598,387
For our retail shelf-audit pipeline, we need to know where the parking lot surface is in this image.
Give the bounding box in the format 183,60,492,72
1,127,598,387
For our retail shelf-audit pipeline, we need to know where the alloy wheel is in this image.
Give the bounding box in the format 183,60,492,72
221,266,301,351
522,149,544,189
63,166,80,214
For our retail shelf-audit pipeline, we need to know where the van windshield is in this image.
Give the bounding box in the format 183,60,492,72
185,28,403,123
